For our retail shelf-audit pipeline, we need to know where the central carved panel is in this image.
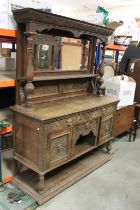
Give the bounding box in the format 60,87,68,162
29,81,59,98
63,79,87,93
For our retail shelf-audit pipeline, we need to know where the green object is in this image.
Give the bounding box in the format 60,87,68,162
96,6,109,25
0,182,38,210
0,121,10,128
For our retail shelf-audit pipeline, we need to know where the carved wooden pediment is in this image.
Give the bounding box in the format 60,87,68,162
13,8,113,40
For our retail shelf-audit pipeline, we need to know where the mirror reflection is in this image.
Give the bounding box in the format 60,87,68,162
33,37,90,71
38,44,50,69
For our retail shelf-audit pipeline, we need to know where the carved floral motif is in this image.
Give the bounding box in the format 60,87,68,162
50,134,69,162
63,81,87,93
100,117,113,142
29,84,59,98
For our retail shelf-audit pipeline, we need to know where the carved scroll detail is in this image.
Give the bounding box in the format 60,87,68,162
63,81,87,93
29,84,59,98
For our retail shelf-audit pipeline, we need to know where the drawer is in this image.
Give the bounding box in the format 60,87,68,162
47,110,101,132
73,118,100,145
47,117,76,132
76,110,101,123
74,118,99,132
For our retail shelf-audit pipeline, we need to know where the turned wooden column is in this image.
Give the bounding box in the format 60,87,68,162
24,32,37,108
38,175,45,191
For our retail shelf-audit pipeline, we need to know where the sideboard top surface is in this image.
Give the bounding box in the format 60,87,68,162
11,95,118,121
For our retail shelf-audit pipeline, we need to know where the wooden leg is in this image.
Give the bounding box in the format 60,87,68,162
129,127,132,142
129,120,138,142
132,120,138,141
38,175,45,191
106,141,112,154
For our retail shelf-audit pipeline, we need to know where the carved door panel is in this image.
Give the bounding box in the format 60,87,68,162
49,129,71,168
99,115,113,144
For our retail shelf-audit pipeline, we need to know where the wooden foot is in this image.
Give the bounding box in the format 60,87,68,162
129,120,138,142
106,141,112,154
38,175,45,191
129,127,132,142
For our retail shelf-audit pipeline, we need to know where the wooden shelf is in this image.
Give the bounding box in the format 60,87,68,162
106,44,126,51
33,73,97,81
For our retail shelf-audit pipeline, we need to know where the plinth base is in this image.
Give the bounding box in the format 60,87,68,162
13,150,111,205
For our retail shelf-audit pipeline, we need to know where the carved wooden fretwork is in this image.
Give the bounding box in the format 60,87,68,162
13,8,113,40
63,80,87,93
47,111,101,133
29,84,59,98
99,116,113,144
31,23,108,41
102,118,112,136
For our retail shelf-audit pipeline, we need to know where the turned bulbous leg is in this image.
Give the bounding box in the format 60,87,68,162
38,175,45,191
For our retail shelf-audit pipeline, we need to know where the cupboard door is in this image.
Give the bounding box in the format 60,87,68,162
112,104,135,137
49,129,71,168
99,115,113,144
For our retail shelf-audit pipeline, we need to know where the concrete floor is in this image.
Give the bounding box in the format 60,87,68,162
37,130,140,210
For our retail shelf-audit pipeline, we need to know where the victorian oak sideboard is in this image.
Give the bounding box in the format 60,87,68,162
11,8,118,204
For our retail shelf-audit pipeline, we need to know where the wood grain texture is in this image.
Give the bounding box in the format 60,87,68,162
11,95,117,121
112,104,135,137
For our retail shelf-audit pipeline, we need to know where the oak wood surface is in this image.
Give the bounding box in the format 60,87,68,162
11,95,118,121
112,104,135,137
